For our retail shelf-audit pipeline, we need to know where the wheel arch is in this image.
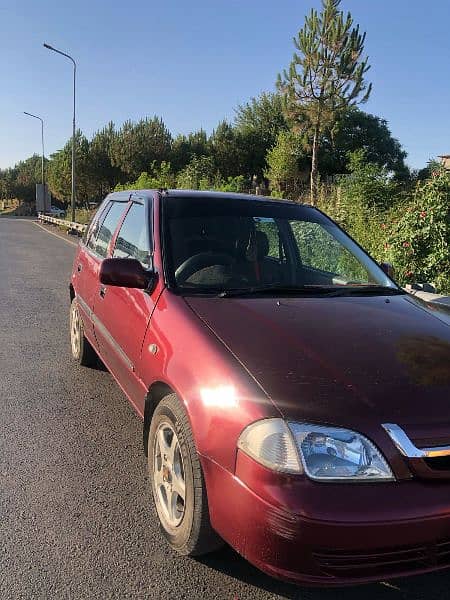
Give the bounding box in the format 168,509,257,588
69,283,75,302
143,381,176,456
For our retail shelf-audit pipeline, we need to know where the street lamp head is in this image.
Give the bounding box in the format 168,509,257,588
23,111,43,122
43,42,56,51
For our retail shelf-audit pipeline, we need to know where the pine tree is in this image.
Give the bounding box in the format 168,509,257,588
277,0,372,204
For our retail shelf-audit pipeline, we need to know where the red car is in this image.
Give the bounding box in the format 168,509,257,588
70,189,450,586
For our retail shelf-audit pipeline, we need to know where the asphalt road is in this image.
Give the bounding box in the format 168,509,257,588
1,218,449,600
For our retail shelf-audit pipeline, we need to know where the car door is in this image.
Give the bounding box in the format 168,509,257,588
92,195,158,415
74,198,124,343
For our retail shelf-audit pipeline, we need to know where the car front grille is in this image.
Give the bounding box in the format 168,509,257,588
313,538,450,578
424,456,450,471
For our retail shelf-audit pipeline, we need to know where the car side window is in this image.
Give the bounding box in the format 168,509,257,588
113,202,151,267
253,217,284,260
84,200,110,248
92,201,127,258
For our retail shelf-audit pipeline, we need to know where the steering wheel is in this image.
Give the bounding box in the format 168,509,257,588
175,252,234,284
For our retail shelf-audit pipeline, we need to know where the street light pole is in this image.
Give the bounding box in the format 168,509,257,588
23,112,45,187
43,43,77,222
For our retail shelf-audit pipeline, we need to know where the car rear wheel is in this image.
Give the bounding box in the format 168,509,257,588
70,298,97,367
148,393,223,556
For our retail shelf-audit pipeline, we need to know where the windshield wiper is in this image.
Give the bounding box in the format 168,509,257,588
218,285,343,298
324,285,406,297
217,284,405,298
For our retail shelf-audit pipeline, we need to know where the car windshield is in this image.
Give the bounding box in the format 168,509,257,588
163,195,399,296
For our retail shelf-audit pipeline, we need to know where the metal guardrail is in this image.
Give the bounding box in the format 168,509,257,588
406,289,450,313
38,212,87,234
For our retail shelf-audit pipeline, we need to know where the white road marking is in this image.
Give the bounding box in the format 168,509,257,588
31,220,79,247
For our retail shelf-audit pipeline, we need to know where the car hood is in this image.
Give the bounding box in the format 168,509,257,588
185,294,450,444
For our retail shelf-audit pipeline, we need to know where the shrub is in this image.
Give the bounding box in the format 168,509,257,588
320,150,397,261
115,161,175,191
264,131,307,199
384,169,450,293
213,175,247,193
176,156,217,190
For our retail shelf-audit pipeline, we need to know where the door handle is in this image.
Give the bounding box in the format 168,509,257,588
77,263,82,272
99,286,107,298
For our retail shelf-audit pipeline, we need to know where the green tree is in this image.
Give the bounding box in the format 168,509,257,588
416,158,442,181
89,122,123,198
339,149,397,209
264,131,308,198
210,121,247,179
0,175,8,199
171,130,209,172
11,155,44,202
111,117,172,179
47,131,94,205
0,167,19,200
115,161,176,191
234,93,288,178
176,155,218,190
278,0,372,204
319,108,408,179
214,175,247,193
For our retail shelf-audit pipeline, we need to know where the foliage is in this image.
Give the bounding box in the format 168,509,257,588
171,130,210,172
416,158,442,181
213,175,247,193
234,93,288,178
110,117,172,180
0,155,46,203
13,155,44,202
210,121,244,179
384,169,450,293
176,155,217,190
330,150,397,260
338,149,397,209
264,131,307,198
47,131,95,204
69,208,96,224
235,92,286,140
319,108,408,179
278,0,372,203
89,122,123,198
115,162,176,191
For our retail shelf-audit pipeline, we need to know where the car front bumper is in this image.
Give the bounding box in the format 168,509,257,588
201,451,450,586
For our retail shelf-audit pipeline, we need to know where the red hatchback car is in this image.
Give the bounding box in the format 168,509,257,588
70,189,450,586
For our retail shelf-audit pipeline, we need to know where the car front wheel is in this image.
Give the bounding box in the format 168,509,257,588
148,393,223,556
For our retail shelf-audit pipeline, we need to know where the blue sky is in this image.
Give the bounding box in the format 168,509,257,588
1,0,449,170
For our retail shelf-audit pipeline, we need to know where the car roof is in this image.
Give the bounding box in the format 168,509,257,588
106,188,309,207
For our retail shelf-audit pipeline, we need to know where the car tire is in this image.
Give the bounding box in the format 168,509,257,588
148,393,223,556
70,298,97,367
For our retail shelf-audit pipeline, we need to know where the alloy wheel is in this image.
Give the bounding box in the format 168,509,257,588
153,422,186,528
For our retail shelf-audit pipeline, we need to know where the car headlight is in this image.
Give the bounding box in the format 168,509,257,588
237,419,394,481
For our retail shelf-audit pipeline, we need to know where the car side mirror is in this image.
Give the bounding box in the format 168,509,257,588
380,261,395,279
100,258,156,291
